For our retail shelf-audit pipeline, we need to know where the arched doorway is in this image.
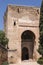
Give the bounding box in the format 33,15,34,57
22,47,29,60
21,30,35,60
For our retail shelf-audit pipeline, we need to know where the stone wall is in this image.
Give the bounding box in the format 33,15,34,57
4,5,40,64
0,44,8,65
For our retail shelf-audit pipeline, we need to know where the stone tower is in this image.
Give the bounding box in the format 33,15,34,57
4,5,40,65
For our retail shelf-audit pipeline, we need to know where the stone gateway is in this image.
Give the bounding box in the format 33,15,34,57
4,5,40,65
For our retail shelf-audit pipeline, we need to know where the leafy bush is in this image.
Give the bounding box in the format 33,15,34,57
37,57,43,64
0,30,8,47
37,0,43,65
2,61,8,65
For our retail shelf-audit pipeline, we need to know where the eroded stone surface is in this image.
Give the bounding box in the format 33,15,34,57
4,5,40,64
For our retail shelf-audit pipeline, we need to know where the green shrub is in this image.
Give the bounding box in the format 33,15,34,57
2,61,9,65
37,57,43,64
37,0,43,65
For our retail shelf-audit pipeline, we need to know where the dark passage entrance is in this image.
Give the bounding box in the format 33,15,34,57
22,47,29,60
21,30,35,61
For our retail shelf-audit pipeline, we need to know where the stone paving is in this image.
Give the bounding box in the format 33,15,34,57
9,62,40,65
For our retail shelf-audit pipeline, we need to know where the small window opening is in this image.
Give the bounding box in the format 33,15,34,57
14,22,16,26
37,9,39,14
17,8,19,13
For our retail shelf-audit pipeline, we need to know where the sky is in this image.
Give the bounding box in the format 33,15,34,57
0,0,42,30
